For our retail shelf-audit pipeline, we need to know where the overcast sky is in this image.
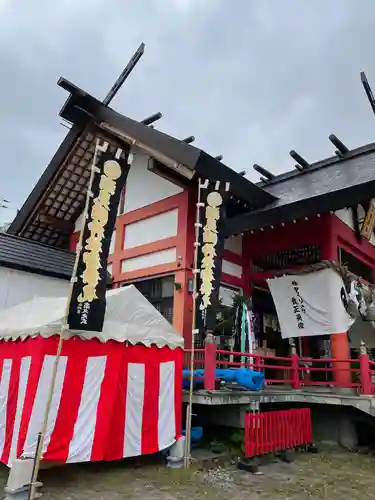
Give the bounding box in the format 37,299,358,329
1,0,375,224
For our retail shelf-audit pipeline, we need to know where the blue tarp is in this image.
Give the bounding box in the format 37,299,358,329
182,368,264,391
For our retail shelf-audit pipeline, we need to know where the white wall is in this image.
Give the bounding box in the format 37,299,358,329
123,149,183,213
124,209,178,249
121,248,177,273
74,212,84,232
224,235,242,255
0,267,69,311
222,260,243,278
335,208,375,246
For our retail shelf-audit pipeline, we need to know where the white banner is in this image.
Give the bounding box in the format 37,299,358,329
267,268,354,339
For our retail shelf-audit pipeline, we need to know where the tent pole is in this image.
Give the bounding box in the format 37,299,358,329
28,141,102,500
184,178,203,468
28,335,64,500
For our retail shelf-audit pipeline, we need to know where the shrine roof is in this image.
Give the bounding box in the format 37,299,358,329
0,232,75,279
225,142,375,236
7,78,276,247
7,77,375,243
0,232,113,284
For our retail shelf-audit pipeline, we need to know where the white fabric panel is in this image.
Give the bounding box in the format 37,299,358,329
158,362,175,451
23,356,68,458
123,150,182,213
124,209,178,249
0,268,68,312
9,357,31,466
121,248,176,272
124,363,145,457
0,359,12,458
222,260,242,278
224,235,242,255
67,356,107,463
267,268,355,339
0,285,183,349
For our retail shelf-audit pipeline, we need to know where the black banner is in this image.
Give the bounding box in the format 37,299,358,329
195,181,227,341
67,147,130,331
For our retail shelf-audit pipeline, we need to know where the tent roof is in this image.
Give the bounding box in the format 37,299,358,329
0,285,183,349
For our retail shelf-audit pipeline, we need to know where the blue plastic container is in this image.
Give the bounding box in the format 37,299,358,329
182,426,203,447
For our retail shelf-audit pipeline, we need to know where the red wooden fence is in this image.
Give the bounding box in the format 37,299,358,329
244,408,312,457
184,345,375,394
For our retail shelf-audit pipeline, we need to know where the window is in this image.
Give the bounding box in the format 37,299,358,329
123,275,175,323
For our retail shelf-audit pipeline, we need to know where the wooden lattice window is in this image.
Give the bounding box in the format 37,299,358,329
252,244,321,271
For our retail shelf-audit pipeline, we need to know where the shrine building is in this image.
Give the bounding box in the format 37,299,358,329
7,77,375,390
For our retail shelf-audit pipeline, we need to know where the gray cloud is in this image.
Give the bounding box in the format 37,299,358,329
1,0,375,223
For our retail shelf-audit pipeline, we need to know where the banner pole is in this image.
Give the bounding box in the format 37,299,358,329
28,140,102,500
184,178,203,468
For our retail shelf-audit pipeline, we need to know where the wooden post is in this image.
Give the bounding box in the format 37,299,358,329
291,353,301,389
204,339,217,390
184,179,203,469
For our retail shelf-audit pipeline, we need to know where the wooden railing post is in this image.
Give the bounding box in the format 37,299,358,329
291,353,301,389
360,353,372,395
204,335,216,391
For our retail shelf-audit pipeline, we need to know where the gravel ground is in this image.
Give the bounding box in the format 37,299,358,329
1,449,375,499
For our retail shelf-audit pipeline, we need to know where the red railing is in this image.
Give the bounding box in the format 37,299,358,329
184,344,375,395
245,408,312,457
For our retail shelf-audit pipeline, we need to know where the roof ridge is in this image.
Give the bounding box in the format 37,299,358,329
257,140,375,188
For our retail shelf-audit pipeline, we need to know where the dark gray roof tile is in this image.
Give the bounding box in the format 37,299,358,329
0,233,75,279
264,149,375,207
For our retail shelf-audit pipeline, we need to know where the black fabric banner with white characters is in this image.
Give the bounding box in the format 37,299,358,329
195,180,227,341
67,146,130,332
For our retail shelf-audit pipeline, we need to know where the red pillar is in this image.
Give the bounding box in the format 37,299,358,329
330,333,351,388
204,342,217,390
360,353,372,395
321,214,351,388
291,353,301,389
173,189,195,348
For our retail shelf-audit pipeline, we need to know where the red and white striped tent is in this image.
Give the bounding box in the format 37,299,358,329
0,285,183,467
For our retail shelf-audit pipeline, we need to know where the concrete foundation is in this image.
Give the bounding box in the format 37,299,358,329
183,387,375,449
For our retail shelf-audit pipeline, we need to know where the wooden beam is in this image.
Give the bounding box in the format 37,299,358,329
103,42,145,106
253,163,275,181
141,112,162,125
183,136,195,144
290,150,310,169
329,134,349,155
361,71,375,115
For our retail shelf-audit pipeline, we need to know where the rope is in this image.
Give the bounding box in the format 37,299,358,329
271,260,371,292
